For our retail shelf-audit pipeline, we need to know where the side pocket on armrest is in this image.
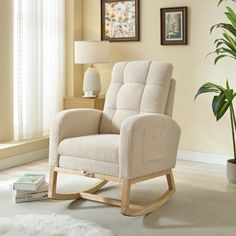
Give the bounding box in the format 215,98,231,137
142,127,166,163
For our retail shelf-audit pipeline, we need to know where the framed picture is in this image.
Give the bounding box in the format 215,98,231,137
161,7,188,45
101,0,140,42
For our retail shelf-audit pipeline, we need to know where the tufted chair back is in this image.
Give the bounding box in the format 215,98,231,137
100,61,175,134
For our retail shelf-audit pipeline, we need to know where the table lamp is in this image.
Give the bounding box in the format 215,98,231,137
74,41,110,97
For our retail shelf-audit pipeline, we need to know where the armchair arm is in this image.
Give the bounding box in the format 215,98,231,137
119,114,181,179
49,109,102,167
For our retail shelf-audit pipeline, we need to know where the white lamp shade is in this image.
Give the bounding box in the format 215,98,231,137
74,41,110,64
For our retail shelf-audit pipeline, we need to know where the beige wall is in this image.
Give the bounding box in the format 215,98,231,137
0,0,13,142
82,0,236,156
1,0,235,158
65,0,84,97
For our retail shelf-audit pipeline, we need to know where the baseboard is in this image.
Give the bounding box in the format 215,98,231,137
0,148,48,170
177,149,231,166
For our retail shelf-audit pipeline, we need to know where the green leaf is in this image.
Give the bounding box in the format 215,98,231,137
218,0,224,6
211,91,232,121
195,87,219,99
216,41,224,48
218,0,236,6
215,55,226,64
225,7,236,28
222,23,236,36
223,48,236,57
210,7,236,63
210,80,236,121
223,32,236,50
226,80,230,89
215,47,236,58
211,23,236,37
210,24,217,34
195,82,224,100
216,101,231,120
212,93,227,116
215,38,236,52
225,89,234,100
214,38,222,44
202,0,236,120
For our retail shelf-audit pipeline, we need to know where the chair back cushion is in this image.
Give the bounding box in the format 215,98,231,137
100,61,174,134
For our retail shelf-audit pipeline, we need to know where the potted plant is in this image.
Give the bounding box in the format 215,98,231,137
195,0,236,183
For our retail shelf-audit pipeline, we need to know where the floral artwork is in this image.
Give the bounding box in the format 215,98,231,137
101,0,140,42
161,7,188,45
105,1,135,38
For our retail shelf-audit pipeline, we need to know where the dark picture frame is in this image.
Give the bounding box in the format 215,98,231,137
161,7,188,45
101,0,140,42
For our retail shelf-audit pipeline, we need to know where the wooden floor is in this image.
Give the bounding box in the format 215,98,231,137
175,160,236,193
0,158,235,194
1,159,236,236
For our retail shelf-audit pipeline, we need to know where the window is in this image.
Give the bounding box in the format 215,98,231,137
13,0,65,140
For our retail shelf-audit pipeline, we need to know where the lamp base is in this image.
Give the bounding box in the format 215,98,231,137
83,66,101,97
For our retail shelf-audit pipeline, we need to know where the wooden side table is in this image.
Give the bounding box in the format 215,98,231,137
64,96,105,110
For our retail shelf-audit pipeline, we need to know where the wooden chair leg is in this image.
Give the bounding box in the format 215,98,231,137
166,170,176,190
48,167,58,198
48,167,176,216
121,179,131,214
121,170,176,216
48,167,108,200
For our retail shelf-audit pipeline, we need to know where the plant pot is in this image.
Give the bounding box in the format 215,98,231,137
227,159,236,184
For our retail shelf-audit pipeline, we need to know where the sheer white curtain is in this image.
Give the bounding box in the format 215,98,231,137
14,0,65,140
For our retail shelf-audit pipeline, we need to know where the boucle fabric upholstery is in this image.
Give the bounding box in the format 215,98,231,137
120,114,180,178
59,134,119,164
49,61,181,179
100,61,173,134
165,79,175,117
59,156,119,177
49,109,102,167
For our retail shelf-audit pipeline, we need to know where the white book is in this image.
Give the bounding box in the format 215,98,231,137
13,173,45,191
15,182,48,196
15,191,48,203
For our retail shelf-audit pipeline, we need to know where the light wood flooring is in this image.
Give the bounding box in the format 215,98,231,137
1,159,235,193
0,159,236,236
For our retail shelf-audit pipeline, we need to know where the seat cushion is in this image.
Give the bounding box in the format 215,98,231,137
58,134,119,164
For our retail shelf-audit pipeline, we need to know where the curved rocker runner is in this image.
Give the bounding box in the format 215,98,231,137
48,167,175,216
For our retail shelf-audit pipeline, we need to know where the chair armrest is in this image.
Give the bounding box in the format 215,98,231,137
49,109,102,167
119,114,181,179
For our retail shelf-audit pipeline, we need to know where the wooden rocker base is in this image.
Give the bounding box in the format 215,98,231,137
48,167,175,216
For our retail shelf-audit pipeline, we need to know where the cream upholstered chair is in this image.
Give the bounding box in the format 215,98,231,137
48,61,181,216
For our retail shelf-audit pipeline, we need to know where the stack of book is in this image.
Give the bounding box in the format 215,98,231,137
13,173,48,203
